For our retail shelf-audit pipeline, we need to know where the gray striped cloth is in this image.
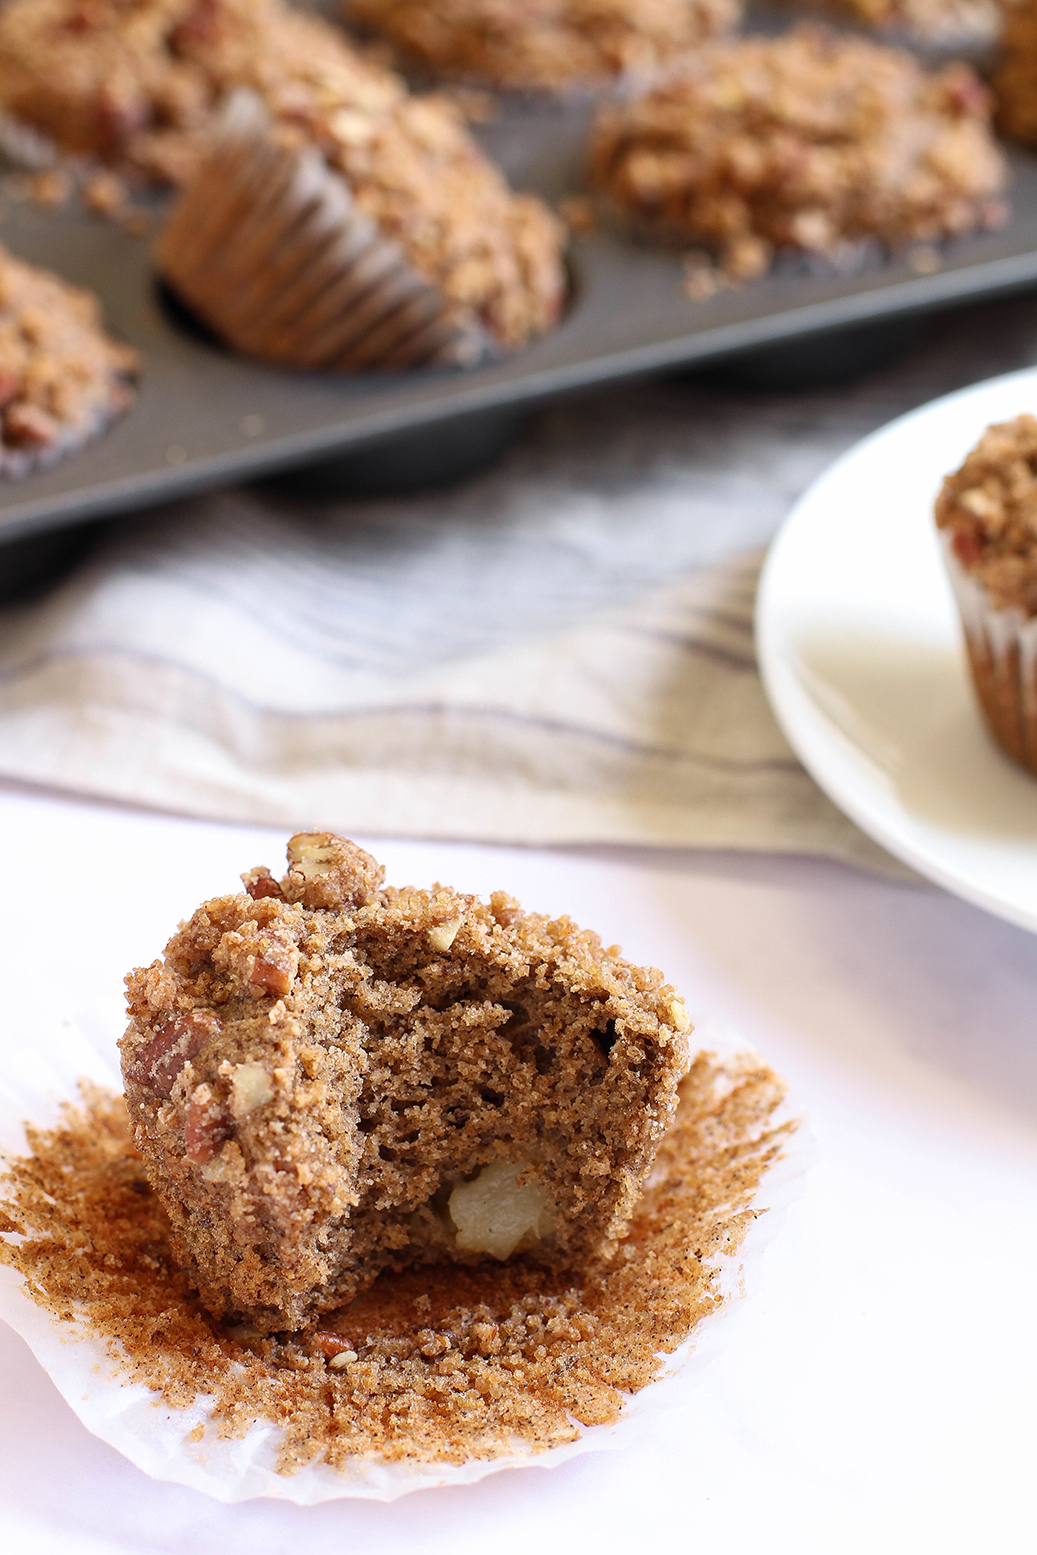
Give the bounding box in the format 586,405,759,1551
3,316,1028,875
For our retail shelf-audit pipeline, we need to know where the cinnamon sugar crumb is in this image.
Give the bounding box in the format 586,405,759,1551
0,1058,790,1474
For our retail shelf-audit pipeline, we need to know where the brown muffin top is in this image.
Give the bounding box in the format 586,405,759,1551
346,0,739,92
0,243,137,477
935,414,1037,615
0,0,566,349
590,28,1008,273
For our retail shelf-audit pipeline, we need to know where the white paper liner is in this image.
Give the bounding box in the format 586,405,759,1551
0,1014,809,1504
939,531,1037,773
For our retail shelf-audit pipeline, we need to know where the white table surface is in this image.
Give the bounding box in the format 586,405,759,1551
2,782,1036,1555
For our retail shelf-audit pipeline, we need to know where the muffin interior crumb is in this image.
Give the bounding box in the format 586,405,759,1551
0,1054,791,1473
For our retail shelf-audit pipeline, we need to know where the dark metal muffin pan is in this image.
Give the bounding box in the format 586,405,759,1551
4,86,1037,545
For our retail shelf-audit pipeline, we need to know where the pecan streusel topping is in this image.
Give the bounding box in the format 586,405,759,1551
935,413,1037,615
590,28,1008,272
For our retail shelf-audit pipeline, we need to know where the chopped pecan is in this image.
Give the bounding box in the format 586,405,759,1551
281,832,384,911
242,868,283,901
184,1083,233,1165
251,934,297,996
314,1330,355,1360
124,1010,220,1099
214,921,299,997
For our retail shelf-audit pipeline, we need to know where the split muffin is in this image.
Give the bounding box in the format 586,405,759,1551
0,0,566,353
0,244,137,477
345,0,740,93
935,413,1037,775
590,28,1008,276
120,832,691,1333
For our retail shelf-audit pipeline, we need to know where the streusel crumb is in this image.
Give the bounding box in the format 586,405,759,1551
590,28,1008,271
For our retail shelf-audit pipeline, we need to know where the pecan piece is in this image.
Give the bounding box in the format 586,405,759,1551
184,1084,233,1165
281,832,384,911
314,1331,356,1360
242,867,282,901
250,934,297,996
3,402,59,448
124,1010,220,1099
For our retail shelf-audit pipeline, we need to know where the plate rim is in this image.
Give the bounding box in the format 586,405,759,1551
756,362,1037,935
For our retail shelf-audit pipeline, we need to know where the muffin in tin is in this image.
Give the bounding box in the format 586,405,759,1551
345,0,740,93
158,91,514,368
589,28,1007,281
0,244,137,478
0,0,566,354
935,414,1037,776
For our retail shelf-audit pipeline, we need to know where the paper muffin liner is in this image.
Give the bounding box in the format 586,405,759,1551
939,531,1037,776
155,91,491,373
0,1012,808,1504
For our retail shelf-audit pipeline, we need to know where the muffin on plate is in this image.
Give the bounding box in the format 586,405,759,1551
589,28,1008,278
935,414,1037,775
0,244,137,478
0,0,566,353
120,831,691,1333
345,0,740,93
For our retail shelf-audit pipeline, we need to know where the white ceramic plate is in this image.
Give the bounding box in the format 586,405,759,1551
757,365,1037,934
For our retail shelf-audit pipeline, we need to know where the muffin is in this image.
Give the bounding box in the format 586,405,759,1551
120,831,691,1333
935,414,1037,775
345,0,740,93
0,244,137,477
994,0,1037,145
156,90,550,367
590,28,1008,277
0,0,566,353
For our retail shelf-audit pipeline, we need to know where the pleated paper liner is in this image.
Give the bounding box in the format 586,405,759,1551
0,1014,808,1504
940,531,1037,777
155,91,491,373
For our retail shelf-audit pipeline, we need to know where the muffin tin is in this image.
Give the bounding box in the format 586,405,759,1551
3,80,1037,548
